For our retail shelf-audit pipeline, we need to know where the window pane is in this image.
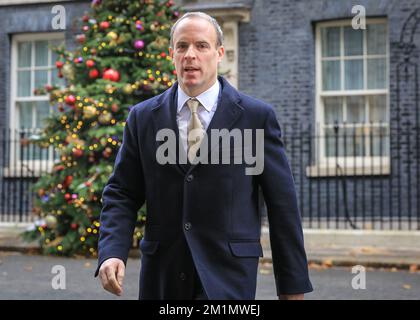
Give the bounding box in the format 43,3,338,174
322,27,340,57
17,70,31,96
35,41,48,66
369,95,387,123
324,97,343,124
35,70,48,90
343,127,365,157
367,58,386,89
347,96,365,123
35,100,50,128
344,26,363,56
371,126,389,156
322,61,341,90
324,127,349,157
18,42,31,68
17,101,33,129
367,24,386,55
344,59,363,90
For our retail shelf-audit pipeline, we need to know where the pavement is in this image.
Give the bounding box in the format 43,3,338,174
1,223,420,299
1,251,420,299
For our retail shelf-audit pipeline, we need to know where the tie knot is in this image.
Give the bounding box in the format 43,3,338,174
187,98,200,113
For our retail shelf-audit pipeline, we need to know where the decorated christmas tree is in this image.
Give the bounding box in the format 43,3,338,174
23,0,179,256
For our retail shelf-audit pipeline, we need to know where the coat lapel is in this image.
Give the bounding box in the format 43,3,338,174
152,82,189,175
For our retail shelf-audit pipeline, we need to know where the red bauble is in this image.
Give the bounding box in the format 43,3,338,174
111,103,119,113
64,193,71,200
102,68,120,82
58,71,63,78
85,181,92,187
70,223,78,230
86,59,95,68
63,175,73,188
73,149,83,158
100,21,110,30
89,69,99,79
65,95,76,106
172,69,177,75
76,34,86,44
56,61,64,69
160,52,166,58
82,15,89,22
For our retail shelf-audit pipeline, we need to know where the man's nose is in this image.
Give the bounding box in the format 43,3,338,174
184,45,196,59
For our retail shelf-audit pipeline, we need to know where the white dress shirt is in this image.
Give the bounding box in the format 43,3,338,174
176,80,220,156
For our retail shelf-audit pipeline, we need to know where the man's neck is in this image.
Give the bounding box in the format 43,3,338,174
179,79,217,97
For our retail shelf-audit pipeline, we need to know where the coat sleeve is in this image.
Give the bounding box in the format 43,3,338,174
95,108,146,277
257,106,313,295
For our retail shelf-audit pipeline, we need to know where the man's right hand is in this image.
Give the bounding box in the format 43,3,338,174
98,258,125,296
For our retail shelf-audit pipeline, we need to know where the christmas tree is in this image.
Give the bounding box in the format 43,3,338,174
23,0,179,256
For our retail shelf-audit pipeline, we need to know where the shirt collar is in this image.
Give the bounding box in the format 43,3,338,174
177,80,220,113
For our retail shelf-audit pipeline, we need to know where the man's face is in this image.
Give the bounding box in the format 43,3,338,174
169,17,224,97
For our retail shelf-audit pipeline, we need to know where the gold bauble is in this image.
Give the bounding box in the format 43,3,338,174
83,105,97,119
123,84,133,94
98,112,112,125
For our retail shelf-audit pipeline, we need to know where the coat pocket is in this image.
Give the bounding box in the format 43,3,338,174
228,241,263,257
140,239,159,255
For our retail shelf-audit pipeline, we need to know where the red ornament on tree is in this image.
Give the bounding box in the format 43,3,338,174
73,148,83,158
86,59,95,68
111,103,119,113
102,69,120,82
56,61,64,69
65,95,76,106
76,34,86,44
64,193,71,200
99,21,110,30
89,69,99,79
70,223,78,230
63,175,73,189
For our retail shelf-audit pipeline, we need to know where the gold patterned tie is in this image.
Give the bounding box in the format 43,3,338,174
187,98,205,163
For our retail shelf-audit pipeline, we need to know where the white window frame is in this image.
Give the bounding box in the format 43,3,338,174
312,18,390,176
7,32,64,177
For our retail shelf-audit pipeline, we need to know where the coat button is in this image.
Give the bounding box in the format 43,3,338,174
186,174,194,182
184,222,192,231
179,272,186,281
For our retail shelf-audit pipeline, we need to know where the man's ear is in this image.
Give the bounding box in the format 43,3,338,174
217,45,225,63
169,47,174,62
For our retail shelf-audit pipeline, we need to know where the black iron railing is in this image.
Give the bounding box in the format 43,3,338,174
1,124,419,230
281,122,419,230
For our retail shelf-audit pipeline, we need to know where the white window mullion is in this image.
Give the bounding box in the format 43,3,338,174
340,26,344,91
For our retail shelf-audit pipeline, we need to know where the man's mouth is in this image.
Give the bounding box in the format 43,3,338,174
184,67,200,73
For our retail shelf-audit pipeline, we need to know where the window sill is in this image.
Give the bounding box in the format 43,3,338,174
306,164,390,177
2,165,53,178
